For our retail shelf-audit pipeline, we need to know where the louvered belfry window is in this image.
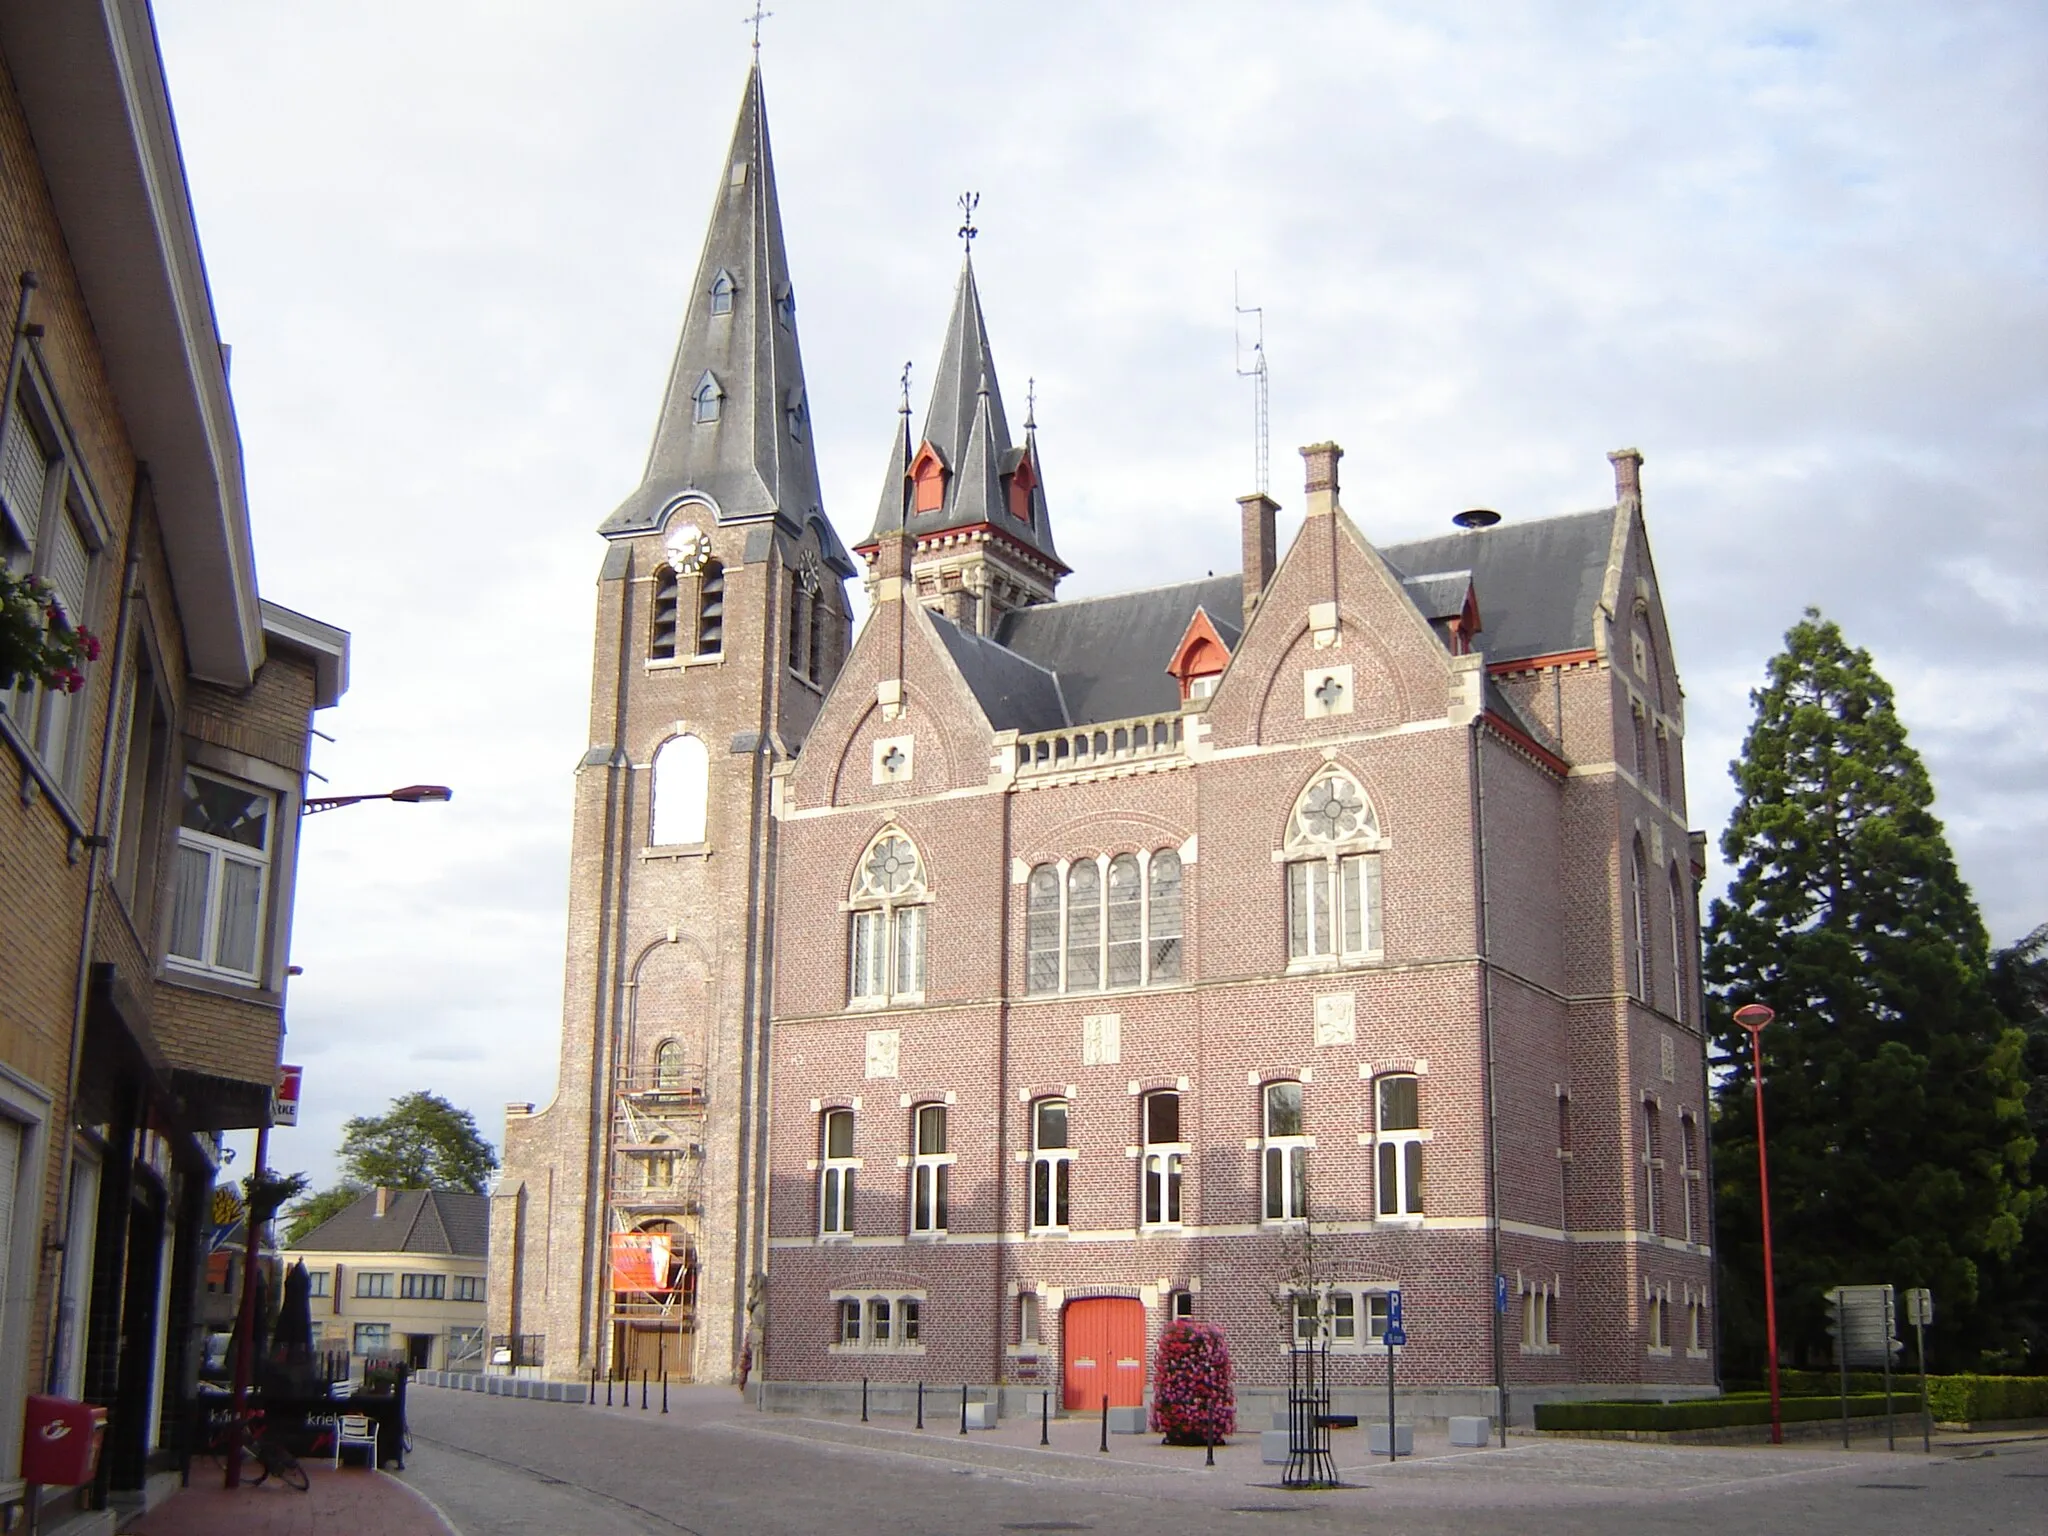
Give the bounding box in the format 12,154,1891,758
696,561,725,655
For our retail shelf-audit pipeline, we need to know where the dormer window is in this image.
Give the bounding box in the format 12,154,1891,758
786,386,808,444
910,443,948,514
710,270,736,316
775,285,795,332
693,372,723,425
1006,454,1036,523
1166,607,1235,702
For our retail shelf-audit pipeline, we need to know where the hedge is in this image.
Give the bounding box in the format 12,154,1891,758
1534,1394,1893,1433
1725,1372,2048,1423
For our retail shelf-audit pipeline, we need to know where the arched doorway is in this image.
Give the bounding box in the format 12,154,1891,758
1063,1297,1145,1410
610,1218,698,1381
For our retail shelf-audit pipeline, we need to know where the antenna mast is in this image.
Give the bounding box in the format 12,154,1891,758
1234,274,1269,496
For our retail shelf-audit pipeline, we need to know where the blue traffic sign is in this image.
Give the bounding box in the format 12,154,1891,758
1496,1274,1510,1313
1384,1324,1407,1347
1387,1288,1403,1327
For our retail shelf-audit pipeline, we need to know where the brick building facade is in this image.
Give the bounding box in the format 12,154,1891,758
493,64,1714,1419
1,1,348,1522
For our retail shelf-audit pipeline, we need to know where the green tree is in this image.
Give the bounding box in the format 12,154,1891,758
282,1182,367,1246
1983,924,2048,1368
1705,610,2036,1373
337,1091,499,1193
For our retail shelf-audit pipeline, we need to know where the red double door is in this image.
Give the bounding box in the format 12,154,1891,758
1063,1298,1146,1410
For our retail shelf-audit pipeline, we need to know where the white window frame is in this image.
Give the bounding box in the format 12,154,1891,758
1025,847,1186,996
848,832,928,1005
828,1289,927,1354
306,1268,331,1299
1520,1282,1560,1354
1262,1081,1308,1224
1283,769,1385,969
453,1274,483,1303
401,1272,446,1301
1141,1090,1185,1229
165,768,277,984
1288,1284,1394,1354
1373,1074,1426,1220
0,1071,53,1495
1028,1098,1071,1233
819,1107,857,1237
353,1321,392,1355
356,1271,395,1300
909,1103,952,1236
1642,1101,1663,1237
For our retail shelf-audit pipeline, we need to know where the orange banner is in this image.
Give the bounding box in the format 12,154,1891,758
610,1233,673,1293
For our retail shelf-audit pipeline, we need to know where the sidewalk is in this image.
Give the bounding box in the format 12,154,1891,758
120,1464,452,1536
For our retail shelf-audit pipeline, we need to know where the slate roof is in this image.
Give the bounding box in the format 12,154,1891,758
994,574,1244,727
287,1189,488,1259
599,65,852,576
864,257,1060,567
1381,508,1616,664
926,612,1068,733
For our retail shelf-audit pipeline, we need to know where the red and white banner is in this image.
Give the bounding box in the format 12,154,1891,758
272,1064,302,1127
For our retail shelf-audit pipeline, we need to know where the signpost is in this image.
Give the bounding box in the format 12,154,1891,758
1905,1288,1933,1453
1384,1289,1405,1463
1828,1284,1903,1449
1495,1273,1510,1446
272,1064,303,1127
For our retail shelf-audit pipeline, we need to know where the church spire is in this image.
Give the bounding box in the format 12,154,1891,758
601,64,850,573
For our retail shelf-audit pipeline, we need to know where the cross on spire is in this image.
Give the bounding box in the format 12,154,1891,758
899,360,913,415
1025,376,1037,432
744,2,772,54
957,191,980,253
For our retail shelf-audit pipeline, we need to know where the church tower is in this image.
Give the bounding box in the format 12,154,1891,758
857,255,1066,632
490,64,853,1384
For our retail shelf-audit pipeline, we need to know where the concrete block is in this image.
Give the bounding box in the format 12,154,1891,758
1270,1410,1291,1431
1260,1429,1291,1465
963,1401,998,1430
1367,1422,1414,1457
1449,1415,1491,1447
1107,1405,1147,1435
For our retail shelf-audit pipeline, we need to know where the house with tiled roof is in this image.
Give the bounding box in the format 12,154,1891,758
286,1188,489,1371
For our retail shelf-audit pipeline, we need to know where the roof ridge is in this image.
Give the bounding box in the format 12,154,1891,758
1012,571,1242,612
930,611,1065,684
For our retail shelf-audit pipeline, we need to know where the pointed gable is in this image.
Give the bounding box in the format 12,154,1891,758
601,65,851,575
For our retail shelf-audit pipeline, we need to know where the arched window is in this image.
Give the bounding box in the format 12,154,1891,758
651,734,708,847
849,830,928,1003
1631,703,1649,783
1028,1098,1070,1231
910,1103,949,1234
1285,769,1382,963
696,560,725,655
1629,836,1651,1001
1668,865,1690,1025
649,566,679,659
807,588,828,684
911,447,946,514
819,1108,855,1235
709,270,735,316
1025,865,1061,994
654,1040,685,1090
1065,861,1101,990
1106,854,1144,987
1262,1081,1307,1222
1142,1091,1183,1227
692,371,723,424
1375,1074,1424,1217
1148,850,1183,982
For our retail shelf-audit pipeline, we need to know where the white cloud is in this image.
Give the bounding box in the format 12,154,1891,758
158,1,2048,1185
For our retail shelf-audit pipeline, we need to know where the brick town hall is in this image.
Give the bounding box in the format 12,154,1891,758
489,64,1714,1421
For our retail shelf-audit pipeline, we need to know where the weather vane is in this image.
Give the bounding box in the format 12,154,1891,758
899,360,913,413
1025,376,1037,431
744,2,772,54
957,191,980,252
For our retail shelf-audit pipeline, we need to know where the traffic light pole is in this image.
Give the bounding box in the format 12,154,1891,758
1736,1010,1784,1446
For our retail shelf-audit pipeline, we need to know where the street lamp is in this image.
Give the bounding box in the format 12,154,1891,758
227,780,452,1485
1733,1001,1782,1445
302,783,453,815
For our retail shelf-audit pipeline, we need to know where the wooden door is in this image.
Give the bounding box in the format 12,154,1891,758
1063,1298,1146,1410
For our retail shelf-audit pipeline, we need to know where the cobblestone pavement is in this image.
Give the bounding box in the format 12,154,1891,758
125,1460,453,1535
399,1384,2048,1536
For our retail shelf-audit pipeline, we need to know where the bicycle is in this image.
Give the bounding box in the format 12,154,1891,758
204,1408,311,1491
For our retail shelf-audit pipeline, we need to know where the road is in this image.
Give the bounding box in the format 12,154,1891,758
398,1385,2047,1536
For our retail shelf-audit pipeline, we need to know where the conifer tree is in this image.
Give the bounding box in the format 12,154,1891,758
1705,610,2036,1371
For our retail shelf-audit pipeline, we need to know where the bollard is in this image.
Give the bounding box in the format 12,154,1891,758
1041,1389,1050,1446
916,1381,924,1431
662,1372,669,1414
1100,1395,1109,1454
1206,1432,1215,1468
862,1376,869,1424
606,1374,613,1407
642,1371,649,1410
589,1367,597,1407
960,1384,969,1435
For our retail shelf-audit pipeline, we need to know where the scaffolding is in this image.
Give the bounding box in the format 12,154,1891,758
606,1067,706,1377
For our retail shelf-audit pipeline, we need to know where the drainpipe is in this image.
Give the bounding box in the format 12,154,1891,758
1469,716,1507,1443
46,455,148,1391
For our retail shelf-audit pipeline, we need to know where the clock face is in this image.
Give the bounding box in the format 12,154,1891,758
665,523,708,573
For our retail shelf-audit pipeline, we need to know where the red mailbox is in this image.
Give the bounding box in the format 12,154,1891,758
21,1396,107,1487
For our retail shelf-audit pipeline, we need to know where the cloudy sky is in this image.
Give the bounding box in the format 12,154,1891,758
150,2,2046,1189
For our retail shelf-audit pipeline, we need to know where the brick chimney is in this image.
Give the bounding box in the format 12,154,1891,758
373,1186,389,1218
1239,493,1278,617
1301,441,1342,518
1608,447,1643,511
873,529,911,597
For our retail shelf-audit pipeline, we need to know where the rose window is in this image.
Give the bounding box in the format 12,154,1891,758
863,835,921,896
1296,775,1368,843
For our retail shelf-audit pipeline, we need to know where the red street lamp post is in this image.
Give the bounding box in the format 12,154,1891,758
1733,1001,1782,1445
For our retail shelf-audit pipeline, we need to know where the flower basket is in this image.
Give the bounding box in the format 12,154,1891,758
1149,1319,1235,1445
0,570,98,694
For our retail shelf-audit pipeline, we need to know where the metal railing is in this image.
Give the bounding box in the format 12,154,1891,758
1015,713,1184,778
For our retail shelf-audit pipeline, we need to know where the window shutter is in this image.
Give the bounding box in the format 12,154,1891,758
45,506,90,621
0,406,48,551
